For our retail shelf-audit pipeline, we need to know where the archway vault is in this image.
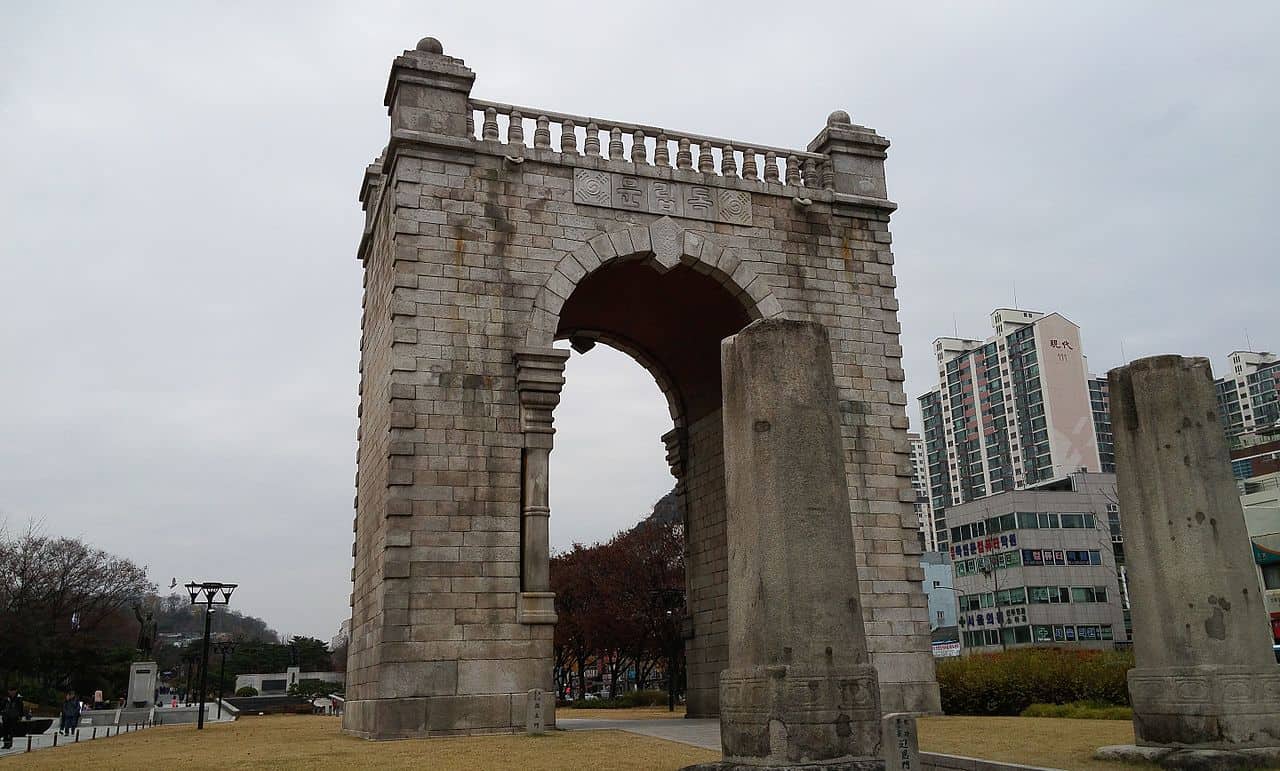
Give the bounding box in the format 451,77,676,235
524,217,785,350
518,227,777,716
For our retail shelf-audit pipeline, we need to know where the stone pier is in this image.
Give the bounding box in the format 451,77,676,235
687,319,883,770
1099,355,1280,769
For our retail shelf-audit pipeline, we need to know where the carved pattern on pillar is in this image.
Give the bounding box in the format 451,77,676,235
514,346,570,625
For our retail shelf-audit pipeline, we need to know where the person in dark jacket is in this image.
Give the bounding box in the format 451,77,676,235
1,687,28,749
60,691,81,736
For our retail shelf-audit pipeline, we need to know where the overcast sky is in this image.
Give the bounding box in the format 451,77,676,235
2,2,1277,640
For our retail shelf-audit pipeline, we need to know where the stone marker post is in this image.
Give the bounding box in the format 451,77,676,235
687,319,883,771
881,714,920,771
1100,356,1280,768
525,689,545,735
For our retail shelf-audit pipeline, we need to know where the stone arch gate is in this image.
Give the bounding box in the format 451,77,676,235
343,38,940,739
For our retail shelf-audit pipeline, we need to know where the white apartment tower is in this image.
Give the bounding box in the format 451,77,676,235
918,309,1113,552
1215,351,1280,442
907,433,937,551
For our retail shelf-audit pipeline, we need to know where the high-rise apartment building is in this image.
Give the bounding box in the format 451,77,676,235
918,309,1113,552
908,432,938,551
1215,350,1280,443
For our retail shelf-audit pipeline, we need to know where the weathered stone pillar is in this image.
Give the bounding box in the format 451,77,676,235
692,319,882,770
1103,356,1280,765
514,346,569,625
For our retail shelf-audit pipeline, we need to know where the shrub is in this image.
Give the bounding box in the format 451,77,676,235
1020,701,1133,720
937,648,1132,716
569,689,671,709
235,686,258,697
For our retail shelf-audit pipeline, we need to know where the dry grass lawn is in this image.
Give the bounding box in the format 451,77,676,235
20,713,1266,771
919,716,1153,770
5,715,716,770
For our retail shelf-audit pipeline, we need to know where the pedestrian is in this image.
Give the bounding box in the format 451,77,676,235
60,691,81,736
92,689,104,711
1,686,28,750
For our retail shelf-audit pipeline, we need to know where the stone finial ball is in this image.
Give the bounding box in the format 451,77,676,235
416,37,444,54
827,110,852,127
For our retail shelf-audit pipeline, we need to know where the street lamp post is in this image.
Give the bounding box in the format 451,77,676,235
978,557,1007,652
212,639,237,720
186,581,237,730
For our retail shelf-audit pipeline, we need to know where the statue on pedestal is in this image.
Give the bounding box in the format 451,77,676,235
132,602,157,659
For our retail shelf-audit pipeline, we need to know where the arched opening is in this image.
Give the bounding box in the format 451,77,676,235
550,257,755,718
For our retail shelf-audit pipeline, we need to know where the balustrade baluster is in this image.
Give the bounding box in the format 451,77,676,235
584,123,601,157
698,143,715,173
561,120,577,154
764,151,780,183
676,138,693,170
482,107,499,141
465,110,474,138
654,134,670,167
631,130,647,163
821,160,834,190
507,111,523,145
608,127,624,160
803,158,818,189
786,155,801,186
534,116,551,149
721,145,737,177
742,149,758,181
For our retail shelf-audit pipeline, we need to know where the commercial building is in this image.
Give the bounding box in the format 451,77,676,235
1238,465,1280,644
1215,351,1280,443
918,309,1114,553
945,472,1128,652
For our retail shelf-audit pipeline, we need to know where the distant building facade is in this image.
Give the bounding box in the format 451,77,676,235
920,551,957,633
917,309,1114,553
1215,351,1280,443
235,666,344,696
946,472,1128,652
908,432,938,551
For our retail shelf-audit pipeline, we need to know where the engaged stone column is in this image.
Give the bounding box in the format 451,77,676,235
515,346,570,624
694,319,882,770
1109,356,1280,753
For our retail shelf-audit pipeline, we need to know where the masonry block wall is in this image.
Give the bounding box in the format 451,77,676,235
344,38,939,739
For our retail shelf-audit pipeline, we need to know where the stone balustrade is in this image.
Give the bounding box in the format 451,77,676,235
467,98,831,193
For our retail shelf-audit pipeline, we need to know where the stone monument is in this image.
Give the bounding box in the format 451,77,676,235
343,35,939,739
686,319,882,770
1097,356,1280,769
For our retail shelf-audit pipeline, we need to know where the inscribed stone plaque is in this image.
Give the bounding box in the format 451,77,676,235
882,712,920,771
573,169,751,225
525,688,546,735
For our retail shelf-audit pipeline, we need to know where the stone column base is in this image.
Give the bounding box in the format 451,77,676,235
341,691,554,739
516,591,556,624
1127,665,1280,749
1096,744,1280,770
682,761,883,771
717,664,881,767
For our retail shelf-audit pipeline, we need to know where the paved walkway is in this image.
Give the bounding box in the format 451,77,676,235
0,721,152,758
558,717,720,751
